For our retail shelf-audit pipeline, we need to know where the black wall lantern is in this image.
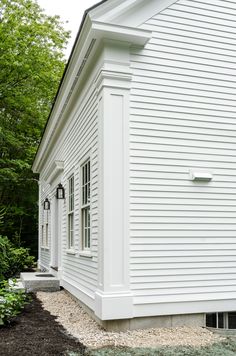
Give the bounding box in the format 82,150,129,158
43,198,50,210
56,183,65,199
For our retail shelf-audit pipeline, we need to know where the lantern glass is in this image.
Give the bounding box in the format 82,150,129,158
43,198,50,210
56,183,65,199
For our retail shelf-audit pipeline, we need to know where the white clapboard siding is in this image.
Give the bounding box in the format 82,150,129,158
60,84,99,298
39,142,65,269
130,0,236,307
39,183,51,269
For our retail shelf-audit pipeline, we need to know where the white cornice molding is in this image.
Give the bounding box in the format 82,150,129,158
33,20,151,173
91,21,151,46
44,160,64,184
95,69,132,95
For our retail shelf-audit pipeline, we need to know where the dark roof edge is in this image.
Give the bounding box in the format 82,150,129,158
33,0,108,171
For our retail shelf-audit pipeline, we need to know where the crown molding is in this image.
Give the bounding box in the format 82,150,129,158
44,160,64,184
33,19,151,173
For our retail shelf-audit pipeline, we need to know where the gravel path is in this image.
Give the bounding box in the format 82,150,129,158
37,290,223,349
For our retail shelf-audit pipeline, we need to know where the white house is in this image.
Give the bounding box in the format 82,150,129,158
32,0,236,331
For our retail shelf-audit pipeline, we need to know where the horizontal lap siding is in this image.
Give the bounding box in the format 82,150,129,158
39,145,65,269
61,87,98,298
40,248,50,269
39,181,51,270
130,0,236,306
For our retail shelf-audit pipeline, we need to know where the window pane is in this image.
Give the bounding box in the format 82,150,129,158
85,184,87,205
72,176,74,193
46,223,48,247
70,230,74,248
85,228,88,248
71,194,74,211
228,312,236,329
88,209,90,228
69,175,74,212
71,214,74,230
82,210,85,247
68,213,74,249
88,182,90,202
81,160,91,250
218,313,224,328
88,226,90,248
85,208,88,227
68,215,71,235
206,313,216,328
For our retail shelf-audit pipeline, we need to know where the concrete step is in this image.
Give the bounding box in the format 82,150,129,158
20,272,60,292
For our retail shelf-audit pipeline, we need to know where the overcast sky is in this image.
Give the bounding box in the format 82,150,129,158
37,0,99,57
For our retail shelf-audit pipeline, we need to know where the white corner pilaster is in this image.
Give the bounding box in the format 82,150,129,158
94,40,133,320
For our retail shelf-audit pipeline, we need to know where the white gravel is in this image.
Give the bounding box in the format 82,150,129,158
37,290,224,349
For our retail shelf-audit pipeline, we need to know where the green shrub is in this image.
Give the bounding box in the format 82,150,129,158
0,280,29,326
0,235,35,280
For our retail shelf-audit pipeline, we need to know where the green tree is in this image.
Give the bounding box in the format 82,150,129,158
0,0,69,253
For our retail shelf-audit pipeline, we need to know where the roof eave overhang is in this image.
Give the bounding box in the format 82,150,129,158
32,20,151,174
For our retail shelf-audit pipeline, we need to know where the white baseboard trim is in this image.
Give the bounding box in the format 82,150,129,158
61,277,95,311
95,290,133,320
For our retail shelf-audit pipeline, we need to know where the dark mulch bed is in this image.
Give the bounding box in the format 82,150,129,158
0,294,87,356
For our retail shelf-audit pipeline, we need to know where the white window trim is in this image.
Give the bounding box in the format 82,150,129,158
79,250,92,258
66,249,76,255
80,153,92,254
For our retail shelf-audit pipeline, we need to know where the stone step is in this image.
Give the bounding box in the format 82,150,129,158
20,272,60,292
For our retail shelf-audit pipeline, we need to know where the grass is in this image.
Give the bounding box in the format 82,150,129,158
86,337,236,356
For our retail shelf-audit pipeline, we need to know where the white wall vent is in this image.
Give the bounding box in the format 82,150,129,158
190,169,213,182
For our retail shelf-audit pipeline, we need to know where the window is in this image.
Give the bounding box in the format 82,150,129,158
206,312,236,329
45,223,49,248
81,159,90,250
68,175,74,249
41,225,44,247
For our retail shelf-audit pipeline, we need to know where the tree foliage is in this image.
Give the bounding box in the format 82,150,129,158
0,0,69,251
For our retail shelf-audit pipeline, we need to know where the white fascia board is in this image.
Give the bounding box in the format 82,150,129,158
90,0,179,27
33,19,151,173
91,21,151,46
89,0,139,22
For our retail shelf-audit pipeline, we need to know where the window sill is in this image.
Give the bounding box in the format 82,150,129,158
66,249,76,255
79,251,92,258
